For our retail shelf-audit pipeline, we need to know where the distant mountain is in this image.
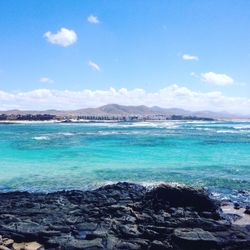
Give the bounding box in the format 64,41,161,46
192,110,237,119
0,104,249,119
151,106,192,116
98,104,159,116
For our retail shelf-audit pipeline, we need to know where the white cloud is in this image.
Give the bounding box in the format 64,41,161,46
200,72,234,86
87,15,100,24
182,54,199,61
39,77,54,84
88,60,100,71
44,28,77,47
0,85,249,114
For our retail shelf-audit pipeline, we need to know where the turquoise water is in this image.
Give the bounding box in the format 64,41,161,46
0,121,249,200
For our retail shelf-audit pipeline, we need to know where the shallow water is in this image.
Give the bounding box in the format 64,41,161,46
0,120,249,202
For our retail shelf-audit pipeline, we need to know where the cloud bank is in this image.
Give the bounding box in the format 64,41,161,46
44,28,77,47
0,85,249,114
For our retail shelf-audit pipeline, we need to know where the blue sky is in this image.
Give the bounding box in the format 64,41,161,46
0,0,250,113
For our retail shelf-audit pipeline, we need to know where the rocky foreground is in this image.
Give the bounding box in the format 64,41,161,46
0,182,249,250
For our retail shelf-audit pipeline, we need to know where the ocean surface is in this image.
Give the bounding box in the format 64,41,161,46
0,120,249,202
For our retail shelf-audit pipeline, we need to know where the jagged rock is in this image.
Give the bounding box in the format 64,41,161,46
106,235,119,249
149,240,172,250
85,226,108,240
116,241,140,249
76,222,98,231
118,225,141,238
234,203,241,209
244,206,250,215
144,184,220,212
46,235,72,248
128,239,149,248
143,228,159,240
1,222,47,240
0,182,249,250
118,215,137,223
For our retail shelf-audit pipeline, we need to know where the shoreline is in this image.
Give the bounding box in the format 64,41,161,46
0,118,250,125
0,182,249,250
1,180,249,207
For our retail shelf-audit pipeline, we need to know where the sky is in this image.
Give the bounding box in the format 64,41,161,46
0,0,250,113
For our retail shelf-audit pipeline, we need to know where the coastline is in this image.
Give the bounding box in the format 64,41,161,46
0,182,249,250
0,118,250,125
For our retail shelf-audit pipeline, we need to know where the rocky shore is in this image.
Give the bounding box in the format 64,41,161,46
0,182,249,250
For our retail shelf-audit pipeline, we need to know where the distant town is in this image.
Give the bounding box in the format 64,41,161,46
0,113,214,122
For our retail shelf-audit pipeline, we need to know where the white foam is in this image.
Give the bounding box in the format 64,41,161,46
83,130,173,136
93,180,185,189
59,121,180,129
233,125,250,129
216,129,249,134
195,128,213,131
216,130,236,134
32,136,50,140
77,129,174,136
58,132,75,136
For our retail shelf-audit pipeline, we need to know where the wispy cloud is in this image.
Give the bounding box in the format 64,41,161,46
200,72,234,86
44,28,77,47
0,85,249,114
87,15,100,24
39,77,54,84
182,54,199,61
88,60,100,71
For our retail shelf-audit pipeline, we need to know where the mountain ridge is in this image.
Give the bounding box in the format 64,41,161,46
0,104,249,119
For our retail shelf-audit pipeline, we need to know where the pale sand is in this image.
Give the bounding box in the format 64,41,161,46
222,204,250,225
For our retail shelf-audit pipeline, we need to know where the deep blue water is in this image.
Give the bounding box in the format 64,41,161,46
0,120,249,202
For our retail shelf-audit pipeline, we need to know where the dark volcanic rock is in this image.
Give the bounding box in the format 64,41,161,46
0,182,249,250
234,203,241,210
244,206,250,215
144,184,220,212
173,228,218,249
149,240,172,249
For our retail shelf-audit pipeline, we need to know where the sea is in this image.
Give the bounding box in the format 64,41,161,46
0,120,249,203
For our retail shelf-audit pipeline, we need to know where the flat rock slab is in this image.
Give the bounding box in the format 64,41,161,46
0,182,249,250
66,238,104,250
173,228,218,249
